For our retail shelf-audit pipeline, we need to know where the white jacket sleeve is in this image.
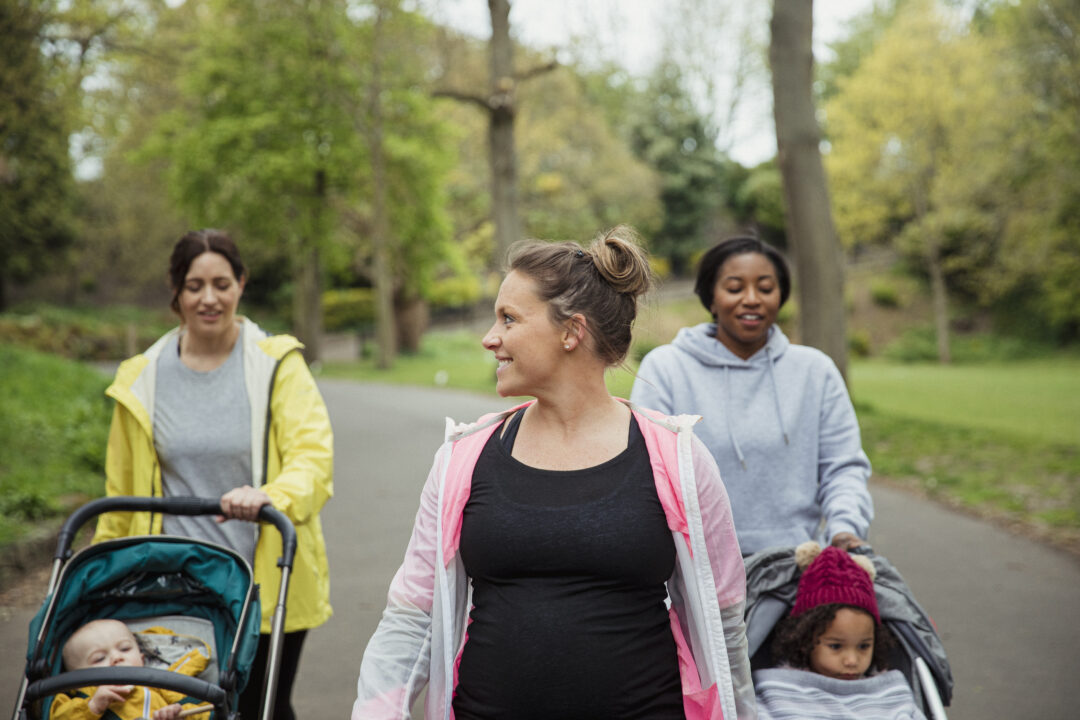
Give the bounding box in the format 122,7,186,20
692,435,757,719
353,443,450,720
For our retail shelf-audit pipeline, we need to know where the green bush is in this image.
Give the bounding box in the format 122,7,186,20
882,326,1056,363
848,329,872,358
649,255,672,281
778,298,797,325
0,306,173,360
870,279,902,308
882,327,939,362
322,288,374,332
428,275,483,310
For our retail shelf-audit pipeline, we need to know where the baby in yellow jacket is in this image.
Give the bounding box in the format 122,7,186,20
51,619,211,720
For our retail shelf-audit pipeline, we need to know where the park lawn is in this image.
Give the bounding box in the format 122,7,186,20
849,358,1080,446
849,357,1080,541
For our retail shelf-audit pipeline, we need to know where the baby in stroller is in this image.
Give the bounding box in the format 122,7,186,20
51,619,210,720
748,543,949,720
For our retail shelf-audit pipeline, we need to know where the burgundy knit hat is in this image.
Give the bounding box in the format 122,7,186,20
791,544,880,624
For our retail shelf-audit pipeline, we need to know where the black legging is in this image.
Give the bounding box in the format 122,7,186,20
237,630,307,720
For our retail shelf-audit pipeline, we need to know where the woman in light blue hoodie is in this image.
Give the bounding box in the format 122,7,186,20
631,237,872,556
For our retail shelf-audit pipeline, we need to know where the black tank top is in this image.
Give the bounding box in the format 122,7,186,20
453,410,685,719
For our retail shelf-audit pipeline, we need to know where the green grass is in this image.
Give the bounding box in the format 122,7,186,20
856,402,1079,533
0,344,112,548
848,357,1080,539
850,358,1080,445
321,330,501,392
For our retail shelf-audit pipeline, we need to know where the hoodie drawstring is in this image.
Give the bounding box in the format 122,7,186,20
765,346,790,445
723,365,748,469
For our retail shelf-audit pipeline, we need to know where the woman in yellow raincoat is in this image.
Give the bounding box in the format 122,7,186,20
95,229,333,720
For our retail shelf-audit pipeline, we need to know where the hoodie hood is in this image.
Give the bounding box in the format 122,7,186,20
670,322,791,469
671,322,790,368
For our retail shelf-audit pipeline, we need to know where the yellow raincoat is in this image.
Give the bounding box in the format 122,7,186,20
94,318,333,633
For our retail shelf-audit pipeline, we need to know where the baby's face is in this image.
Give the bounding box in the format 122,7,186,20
65,620,144,670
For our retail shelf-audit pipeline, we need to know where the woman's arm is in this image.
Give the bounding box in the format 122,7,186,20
353,443,450,720
691,436,757,719
815,364,873,546
262,351,334,525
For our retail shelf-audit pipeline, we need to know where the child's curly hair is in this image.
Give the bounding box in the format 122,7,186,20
770,603,894,674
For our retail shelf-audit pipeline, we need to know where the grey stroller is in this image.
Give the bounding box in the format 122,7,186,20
743,544,953,720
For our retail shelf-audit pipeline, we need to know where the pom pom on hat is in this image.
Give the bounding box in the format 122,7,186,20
791,545,880,624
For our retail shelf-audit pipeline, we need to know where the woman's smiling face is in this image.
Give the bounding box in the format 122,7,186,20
177,251,245,341
481,270,567,398
710,251,781,359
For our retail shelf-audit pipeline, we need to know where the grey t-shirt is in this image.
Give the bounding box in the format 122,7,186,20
154,330,256,563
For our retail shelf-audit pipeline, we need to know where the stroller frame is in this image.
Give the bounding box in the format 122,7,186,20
12,496,298,720
744,544,953,720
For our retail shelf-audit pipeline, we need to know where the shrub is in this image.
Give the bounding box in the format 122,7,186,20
649,255,672,281
322,288,374,332
778,298,797,325
882,326,1056,363
849,329,872,358
870,279,902,308
882,327,943,363
428,275,483,311
0,307,172,360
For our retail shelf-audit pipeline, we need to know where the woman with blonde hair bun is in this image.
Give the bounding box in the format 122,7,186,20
353,226,755,720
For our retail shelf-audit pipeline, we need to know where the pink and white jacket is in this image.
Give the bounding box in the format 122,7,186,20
353,400,757,720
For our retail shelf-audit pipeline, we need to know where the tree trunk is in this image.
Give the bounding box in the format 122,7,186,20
926,235,951,363
488,0,520,269
369,1,397,369
394,293,429,354
769,0,849,380
294,237,323,363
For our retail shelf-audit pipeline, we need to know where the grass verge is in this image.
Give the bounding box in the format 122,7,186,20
0,344,111,583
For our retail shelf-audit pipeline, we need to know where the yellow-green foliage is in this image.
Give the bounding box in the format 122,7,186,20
322,289,374,332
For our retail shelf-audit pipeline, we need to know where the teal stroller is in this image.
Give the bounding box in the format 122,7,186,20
12,497,297,720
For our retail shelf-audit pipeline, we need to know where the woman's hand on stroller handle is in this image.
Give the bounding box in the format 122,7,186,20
217,486,271,523
830,532,865,550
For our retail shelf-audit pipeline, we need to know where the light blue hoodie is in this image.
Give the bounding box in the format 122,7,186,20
631,322,872,555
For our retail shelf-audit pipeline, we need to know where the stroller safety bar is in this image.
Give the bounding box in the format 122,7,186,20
54,497,296,568
15,496,298,720
24,667,227,709
914,657,948,720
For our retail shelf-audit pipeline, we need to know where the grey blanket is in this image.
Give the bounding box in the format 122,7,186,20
755,668,928,720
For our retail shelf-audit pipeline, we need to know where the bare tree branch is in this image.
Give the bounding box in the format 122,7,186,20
432,88,492,111
514,59,558,83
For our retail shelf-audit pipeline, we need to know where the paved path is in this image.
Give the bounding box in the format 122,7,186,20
4,380,1078,718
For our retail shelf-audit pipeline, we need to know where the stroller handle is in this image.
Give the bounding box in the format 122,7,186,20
56,496,298,569
23,666,227,709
